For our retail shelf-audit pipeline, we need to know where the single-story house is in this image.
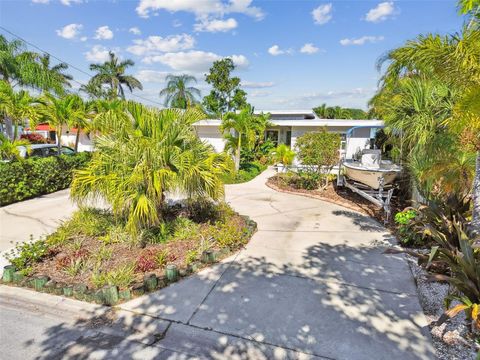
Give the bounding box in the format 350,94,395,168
193,109,384,161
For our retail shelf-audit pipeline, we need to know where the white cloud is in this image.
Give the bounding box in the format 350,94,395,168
340,36,384,46
135,70,170,83
250,90,271,98
365,2,396,22
273,88,372,108
136,0,264,20
94,26,114,40
56,23,83,39
129,27,141,35
300,43,319,54
194,17,238,32
127,34,195,56
143,50,248,73
243,81,275,88
60,0,83,5
80,36,87,42
32,0,50,4
84,45,111,62
312,3,332,25
172,19,182,27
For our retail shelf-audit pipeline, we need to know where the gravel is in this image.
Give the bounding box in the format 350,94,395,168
406,254,479,359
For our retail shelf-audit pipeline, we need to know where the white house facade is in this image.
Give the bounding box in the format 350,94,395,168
193,109,384,160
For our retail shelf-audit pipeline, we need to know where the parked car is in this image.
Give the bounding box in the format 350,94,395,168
17,144,75,158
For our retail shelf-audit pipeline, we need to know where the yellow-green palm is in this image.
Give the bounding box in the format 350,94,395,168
71,102,232,236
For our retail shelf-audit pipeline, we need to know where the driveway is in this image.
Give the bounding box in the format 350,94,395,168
119,168,435,359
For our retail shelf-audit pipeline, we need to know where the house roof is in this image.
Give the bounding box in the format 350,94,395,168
194,119,384,127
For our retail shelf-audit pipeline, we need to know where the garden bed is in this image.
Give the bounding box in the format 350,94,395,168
2,202,256,305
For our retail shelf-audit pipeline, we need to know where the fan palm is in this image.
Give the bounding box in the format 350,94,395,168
159,74,201,109
89,52,143,100
0,81,40,139
71,102,232,237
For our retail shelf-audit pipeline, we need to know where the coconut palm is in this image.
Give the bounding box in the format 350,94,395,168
159,74,201,109
89,52,143,100
0,81,40,139
39,93,86,154
71,102,232,237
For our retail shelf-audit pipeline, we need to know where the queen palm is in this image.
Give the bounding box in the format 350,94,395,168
0,81,40,139
89,52,143,100
159,74,200,109
71,102,232,237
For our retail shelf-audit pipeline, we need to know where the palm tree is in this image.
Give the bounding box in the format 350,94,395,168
39,93,86,154
0,81,40,139
71,102,232,237
89,52,142,100
36,54,72,94
270,144,295,166
221,106,269,171
376,24,480,231
66,95,92,153
80,80,107,99
159,74,201,109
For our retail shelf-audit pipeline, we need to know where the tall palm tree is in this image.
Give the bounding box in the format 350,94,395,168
159,74,200,109
37,54,72,94
39,93,86,154
71,102,232,237
0,81,40,139
89,52,143,100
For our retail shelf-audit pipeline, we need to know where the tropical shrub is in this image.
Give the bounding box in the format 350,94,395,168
394,209,422,246
71,103,232,238
270,144,295,166
0,152,91,206
221,161,267,184
4,239,49,274
19,133,48,144
295,129,340,189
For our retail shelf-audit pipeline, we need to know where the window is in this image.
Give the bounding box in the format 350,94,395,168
265,130,279,146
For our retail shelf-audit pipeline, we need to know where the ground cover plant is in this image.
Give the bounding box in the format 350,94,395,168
3,202,256,304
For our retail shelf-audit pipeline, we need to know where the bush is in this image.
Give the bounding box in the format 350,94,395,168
19,133,49,144
295,129,340,189
0,152,91,206
222,161,266,184
394,209,422,246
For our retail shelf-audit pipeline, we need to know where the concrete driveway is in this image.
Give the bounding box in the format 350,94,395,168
118,168,435,359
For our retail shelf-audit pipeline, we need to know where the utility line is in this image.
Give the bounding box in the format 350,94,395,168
0,25,165,107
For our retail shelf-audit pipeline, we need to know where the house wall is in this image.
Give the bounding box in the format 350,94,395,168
195,125,226,153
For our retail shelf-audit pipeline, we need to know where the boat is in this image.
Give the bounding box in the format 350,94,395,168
343,149,402,190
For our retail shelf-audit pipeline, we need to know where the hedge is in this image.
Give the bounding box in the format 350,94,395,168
0,152,91,206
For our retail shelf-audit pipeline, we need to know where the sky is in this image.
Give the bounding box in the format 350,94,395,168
0,0,465,110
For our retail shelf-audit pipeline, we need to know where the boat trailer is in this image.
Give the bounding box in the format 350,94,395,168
337,172,395,222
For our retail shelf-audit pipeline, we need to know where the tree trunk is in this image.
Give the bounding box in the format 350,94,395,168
471,151,480,235
74,129,80,153
13,120,18,140
57,128,62,155
235,134,241,171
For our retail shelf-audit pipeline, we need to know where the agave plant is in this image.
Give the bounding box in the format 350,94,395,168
71,101,233,238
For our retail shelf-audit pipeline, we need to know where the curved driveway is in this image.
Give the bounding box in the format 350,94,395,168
121,168,435,359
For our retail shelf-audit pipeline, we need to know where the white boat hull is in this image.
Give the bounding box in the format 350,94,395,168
343,162,400,190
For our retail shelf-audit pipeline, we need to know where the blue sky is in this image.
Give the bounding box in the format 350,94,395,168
0,0,464,109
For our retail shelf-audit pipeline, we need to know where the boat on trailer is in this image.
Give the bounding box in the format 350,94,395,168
338,127,402,221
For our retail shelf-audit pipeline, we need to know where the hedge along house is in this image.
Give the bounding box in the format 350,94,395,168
193,109,384,161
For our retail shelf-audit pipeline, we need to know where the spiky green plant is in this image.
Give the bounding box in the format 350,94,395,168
71,102,232,238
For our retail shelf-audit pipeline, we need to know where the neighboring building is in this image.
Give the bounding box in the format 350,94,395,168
193,109,384,160
24,124,94,152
